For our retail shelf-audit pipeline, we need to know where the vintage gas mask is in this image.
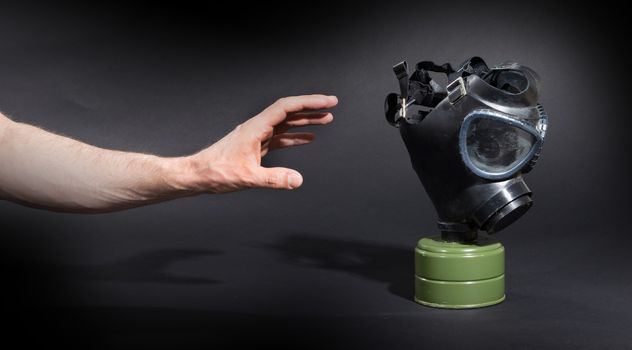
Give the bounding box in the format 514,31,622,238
385,57,548,241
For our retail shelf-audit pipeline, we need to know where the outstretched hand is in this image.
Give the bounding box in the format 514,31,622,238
183,94,338,193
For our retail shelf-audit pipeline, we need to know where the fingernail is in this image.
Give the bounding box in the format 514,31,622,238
288,172,303,189
328,95,338,104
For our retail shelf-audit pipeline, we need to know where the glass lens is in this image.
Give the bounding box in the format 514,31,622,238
466,118,536,174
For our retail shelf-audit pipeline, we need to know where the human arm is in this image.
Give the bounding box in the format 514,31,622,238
0,94,337,213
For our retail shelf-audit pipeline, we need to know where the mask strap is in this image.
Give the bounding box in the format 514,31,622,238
408,61,454,108
416,61,455,78
451,56,489,80
392,61,410,121
393,61,409,100
387,59,458,126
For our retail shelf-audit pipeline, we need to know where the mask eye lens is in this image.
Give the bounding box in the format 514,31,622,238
466,118,536,174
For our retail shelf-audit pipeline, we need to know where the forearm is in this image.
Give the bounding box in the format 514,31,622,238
0,114,195,212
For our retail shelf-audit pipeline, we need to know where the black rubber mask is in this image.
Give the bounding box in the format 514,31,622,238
385,57,548,241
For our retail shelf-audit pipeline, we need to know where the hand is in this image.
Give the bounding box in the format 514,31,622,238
181,94,338,193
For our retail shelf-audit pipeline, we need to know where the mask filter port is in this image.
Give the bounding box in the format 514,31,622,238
483,195,533,234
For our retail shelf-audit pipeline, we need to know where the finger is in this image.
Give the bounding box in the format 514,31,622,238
251,167,304,190
268,132,315,150
285,112,334,127
274,112,333,134
260,95,338,125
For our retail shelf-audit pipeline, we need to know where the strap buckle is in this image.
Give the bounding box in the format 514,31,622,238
446,77,467,104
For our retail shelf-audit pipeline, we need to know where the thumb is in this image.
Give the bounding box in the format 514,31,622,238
252,167,303,190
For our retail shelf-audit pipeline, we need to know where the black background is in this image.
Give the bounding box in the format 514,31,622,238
1,1,630,348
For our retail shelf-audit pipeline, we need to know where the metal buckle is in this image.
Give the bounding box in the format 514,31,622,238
399,98,407,119
447,77,467,104
396,98,417,123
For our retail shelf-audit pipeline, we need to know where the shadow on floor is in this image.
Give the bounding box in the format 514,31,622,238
59,249,223,284
264,233,414,301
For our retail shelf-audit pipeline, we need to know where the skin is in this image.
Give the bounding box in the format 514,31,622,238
0,94,338,213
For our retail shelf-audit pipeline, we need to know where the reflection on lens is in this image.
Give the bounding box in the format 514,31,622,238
466,118,535,174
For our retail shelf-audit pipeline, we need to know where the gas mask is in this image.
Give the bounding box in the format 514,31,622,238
385,57,548,242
